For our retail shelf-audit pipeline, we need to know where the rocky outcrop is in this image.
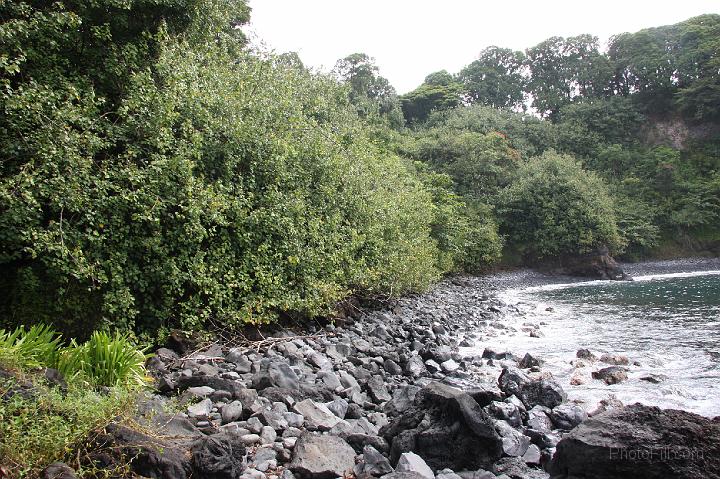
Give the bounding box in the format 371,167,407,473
541,246,631,281
380,382,503,471
547,403,720,478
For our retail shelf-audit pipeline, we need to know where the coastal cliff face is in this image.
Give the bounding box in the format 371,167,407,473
642,115,720,151
534,247,631,281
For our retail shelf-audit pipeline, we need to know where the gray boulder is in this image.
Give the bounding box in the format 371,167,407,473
293,399,341,431
549,403,587,430
360,445,394,476
253,360,300,391
592,366,628,385
289,433,356,479
397,452,435,479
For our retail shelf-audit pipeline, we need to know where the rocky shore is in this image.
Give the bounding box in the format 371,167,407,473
48,275,720,479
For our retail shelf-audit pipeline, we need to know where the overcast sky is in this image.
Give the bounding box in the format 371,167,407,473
246,1,719,94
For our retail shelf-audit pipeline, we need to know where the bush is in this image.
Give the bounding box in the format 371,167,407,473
414,165,503,272
498,150,622,259
0,41,445,336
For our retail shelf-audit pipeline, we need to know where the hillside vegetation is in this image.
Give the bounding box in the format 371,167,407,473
1,2,718,339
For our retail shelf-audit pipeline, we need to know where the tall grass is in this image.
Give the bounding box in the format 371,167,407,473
0,325,149,387
0,324,63,368
0,373,135,477
59,331,149,387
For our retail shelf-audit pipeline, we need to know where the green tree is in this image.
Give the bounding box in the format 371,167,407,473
525,35,611,118
498,151,621,259
400,71,464,124
458,46,527,110
333,53,403,126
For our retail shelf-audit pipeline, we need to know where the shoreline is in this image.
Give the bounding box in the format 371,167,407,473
63,257,720,478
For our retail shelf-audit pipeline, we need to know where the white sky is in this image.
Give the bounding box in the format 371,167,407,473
245,1,719,94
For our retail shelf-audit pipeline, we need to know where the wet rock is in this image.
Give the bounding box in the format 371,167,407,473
549,403,587,430
397,452,435,479
498,366,530,397
548,404,720,478
485,401,522,427
548,246,631,281
518,353,541,369
518,378,566,409
192,432,247,479
639,374,667,384
494,420,531,457
592,366,628,385
381,382,502,471
599,353,629,366
569,370,588,385
482,348,514,360
289,433,356,479
465,383,503,407
527,406,553,432
576,349,596,361
492,456,547,479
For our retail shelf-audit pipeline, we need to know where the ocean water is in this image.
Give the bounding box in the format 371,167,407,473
480,263,720,417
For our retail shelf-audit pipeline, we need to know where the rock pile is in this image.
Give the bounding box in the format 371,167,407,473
61,276,716,479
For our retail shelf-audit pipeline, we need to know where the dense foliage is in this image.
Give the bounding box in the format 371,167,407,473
0,1,481,337
399,14,719,261
498,151,621,259
1,3,718,339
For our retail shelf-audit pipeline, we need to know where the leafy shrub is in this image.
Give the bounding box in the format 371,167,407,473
415,165,502,272
498,150,622,259
0,38,446,335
